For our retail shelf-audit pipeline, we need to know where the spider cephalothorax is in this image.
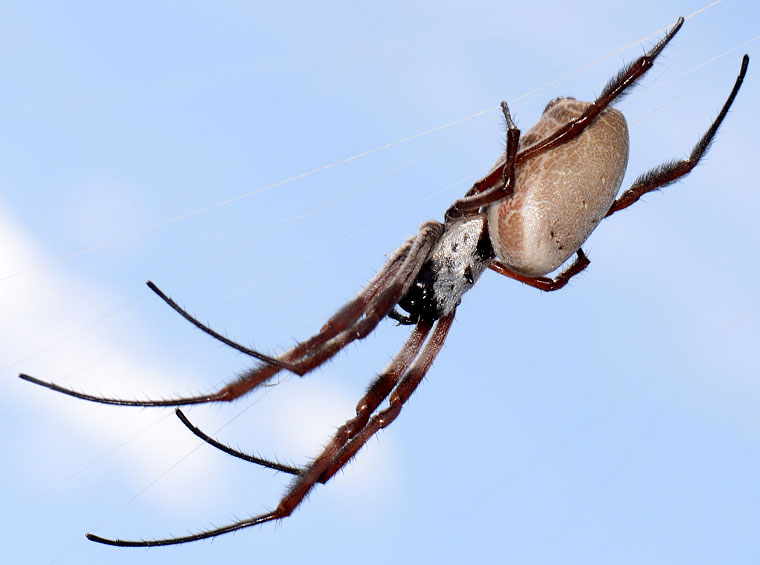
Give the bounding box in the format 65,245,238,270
21,18,748,547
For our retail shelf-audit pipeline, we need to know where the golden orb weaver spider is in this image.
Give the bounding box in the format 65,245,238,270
21,17,749,547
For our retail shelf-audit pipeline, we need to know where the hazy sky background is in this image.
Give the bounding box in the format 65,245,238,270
2,1,759,563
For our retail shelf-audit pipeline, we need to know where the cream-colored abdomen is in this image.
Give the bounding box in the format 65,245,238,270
487,98,629,276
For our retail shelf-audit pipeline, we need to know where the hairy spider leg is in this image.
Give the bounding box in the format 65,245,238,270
319,312,453,482
19,237,412,404
145,280,296,372
19,221,443,406
445,101,521,220
175,408,304,477
88,314,449,546
459,17,684,207
606,54,749,217
489,249,591,291
176,315,435,483
516,17,685,164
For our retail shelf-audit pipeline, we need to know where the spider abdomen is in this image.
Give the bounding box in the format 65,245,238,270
398,215,493,321
488,97,629,277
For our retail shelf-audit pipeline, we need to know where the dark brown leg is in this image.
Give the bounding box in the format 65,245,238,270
606,54,749,217
445,101,520,220
464,17,684,201
87,315,447,547
19,222,444,407
220,220,441,384
320,311,454,482
516,17,683,164
143,232,418,372
174,318,434,481
488,249,590,291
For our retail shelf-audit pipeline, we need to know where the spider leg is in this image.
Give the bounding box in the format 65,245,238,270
146,281,296,371
20,222,443,407
307,316,435,473
488,249,590,291
175,316,433,481
218,221,442,396
88,315,442,546
145,232,419,371
516,17,684,164
464,17,685,202
445,101,520,219
606,54,749,217
319,311,454,483
175,408,303,476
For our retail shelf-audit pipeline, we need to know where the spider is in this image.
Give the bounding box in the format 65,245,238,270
21,18,748,547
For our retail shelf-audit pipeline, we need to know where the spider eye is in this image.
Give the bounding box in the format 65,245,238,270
543,96,575,114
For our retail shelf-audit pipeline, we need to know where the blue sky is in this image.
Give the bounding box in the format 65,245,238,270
2,1,759,563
